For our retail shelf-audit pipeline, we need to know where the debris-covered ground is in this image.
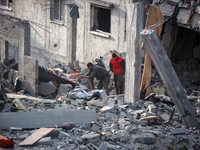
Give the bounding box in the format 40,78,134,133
0,51,200,150
0,91,200,150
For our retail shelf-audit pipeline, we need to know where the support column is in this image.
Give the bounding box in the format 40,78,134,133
125,3,145,103
67,5,77,66
1,39,9,64
18,28,25,80
18,22,30,81
141,29,200,128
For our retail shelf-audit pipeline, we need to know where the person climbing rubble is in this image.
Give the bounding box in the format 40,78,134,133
109,52,125,95
79,62,110,95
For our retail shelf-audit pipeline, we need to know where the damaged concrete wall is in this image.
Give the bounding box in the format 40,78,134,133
0,0,128,68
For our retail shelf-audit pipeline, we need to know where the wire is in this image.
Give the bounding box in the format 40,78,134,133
30,24,43,40
29,21,51,34
146,17,169,30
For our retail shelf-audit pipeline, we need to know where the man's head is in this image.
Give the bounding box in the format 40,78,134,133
87,62,93,70
111,52,118,61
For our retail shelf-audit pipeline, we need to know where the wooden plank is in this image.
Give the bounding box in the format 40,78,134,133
0,135,7,140
140,29,200,128
7,93,53,103
0,110,97,129
18,128,55,146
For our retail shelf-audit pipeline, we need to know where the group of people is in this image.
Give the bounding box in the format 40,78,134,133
80,52,125,95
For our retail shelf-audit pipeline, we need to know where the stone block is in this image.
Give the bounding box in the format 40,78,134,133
57,84,72,96
100,101,114,112
170,128,186,135
58,131,70,139
148,104,157,113
71,100,79,106
99,142,108,150
81,131,100,139
106,112,118,119
135,120,147,126
118,119,131,129
34,137,51,146
132,133,156,144
160,113,171,122
119,112,127,118
76,99,85,105
91,123,101,131
46,129,60,139
39,82,57,96
87,100,104,107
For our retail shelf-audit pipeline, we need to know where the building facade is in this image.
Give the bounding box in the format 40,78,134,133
0,0,128,68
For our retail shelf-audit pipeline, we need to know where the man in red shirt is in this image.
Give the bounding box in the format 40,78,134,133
109,52,125,95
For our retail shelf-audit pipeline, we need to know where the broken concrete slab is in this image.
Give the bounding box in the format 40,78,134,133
39,82,57,97
106,112,118,119
100,101,115,112
0,110,97,129
170,128,186,135
34,137,51,146
57,84,72,96
141,29,200,129
132,133,156,144
58,131,70,140
81,131,100,140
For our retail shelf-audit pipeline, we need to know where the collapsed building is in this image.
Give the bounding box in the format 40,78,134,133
0,0,200,149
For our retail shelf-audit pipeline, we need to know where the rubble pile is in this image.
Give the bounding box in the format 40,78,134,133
0,90,200,150
0,53,199,150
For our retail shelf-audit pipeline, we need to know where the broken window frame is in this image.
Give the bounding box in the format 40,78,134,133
90,4,112,38
50,0,64,23
0,0,13,10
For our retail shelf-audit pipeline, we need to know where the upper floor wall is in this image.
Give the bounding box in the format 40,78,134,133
0,0,128,67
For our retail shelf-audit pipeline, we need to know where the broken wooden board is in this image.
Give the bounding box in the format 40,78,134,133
18,128,55,146
0,135,7,140
140,29,200,128
0,109,97,129
7,93,53,103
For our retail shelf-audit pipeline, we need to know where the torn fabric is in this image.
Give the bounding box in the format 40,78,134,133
140,5,164,98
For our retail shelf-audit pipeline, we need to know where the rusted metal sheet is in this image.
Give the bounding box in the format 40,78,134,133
39,66,76,89
18,128,55,146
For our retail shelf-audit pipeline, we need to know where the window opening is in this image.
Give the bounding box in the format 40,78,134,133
91,6,111,33
51,0,64,22
0,0,12,8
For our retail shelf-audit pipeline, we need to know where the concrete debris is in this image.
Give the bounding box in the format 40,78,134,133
57,84,72,96
0,63,200,150
170,127,186,135
132,133,156,144
38,82,57,98
61,122,75,130
12,98,29,112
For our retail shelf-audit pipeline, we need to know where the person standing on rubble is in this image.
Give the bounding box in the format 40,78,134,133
79,62,110,95
109,52,125,95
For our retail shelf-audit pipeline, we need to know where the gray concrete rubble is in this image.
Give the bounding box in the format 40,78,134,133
0,90,200,150
0,56,200,150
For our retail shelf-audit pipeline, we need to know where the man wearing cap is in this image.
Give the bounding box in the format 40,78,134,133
109,52,125,94
79,62,110,95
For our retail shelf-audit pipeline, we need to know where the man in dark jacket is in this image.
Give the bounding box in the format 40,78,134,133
80,62,110,95
109,52,125,94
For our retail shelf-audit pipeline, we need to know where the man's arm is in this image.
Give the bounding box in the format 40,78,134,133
88,67,98,79
109,62,113,72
